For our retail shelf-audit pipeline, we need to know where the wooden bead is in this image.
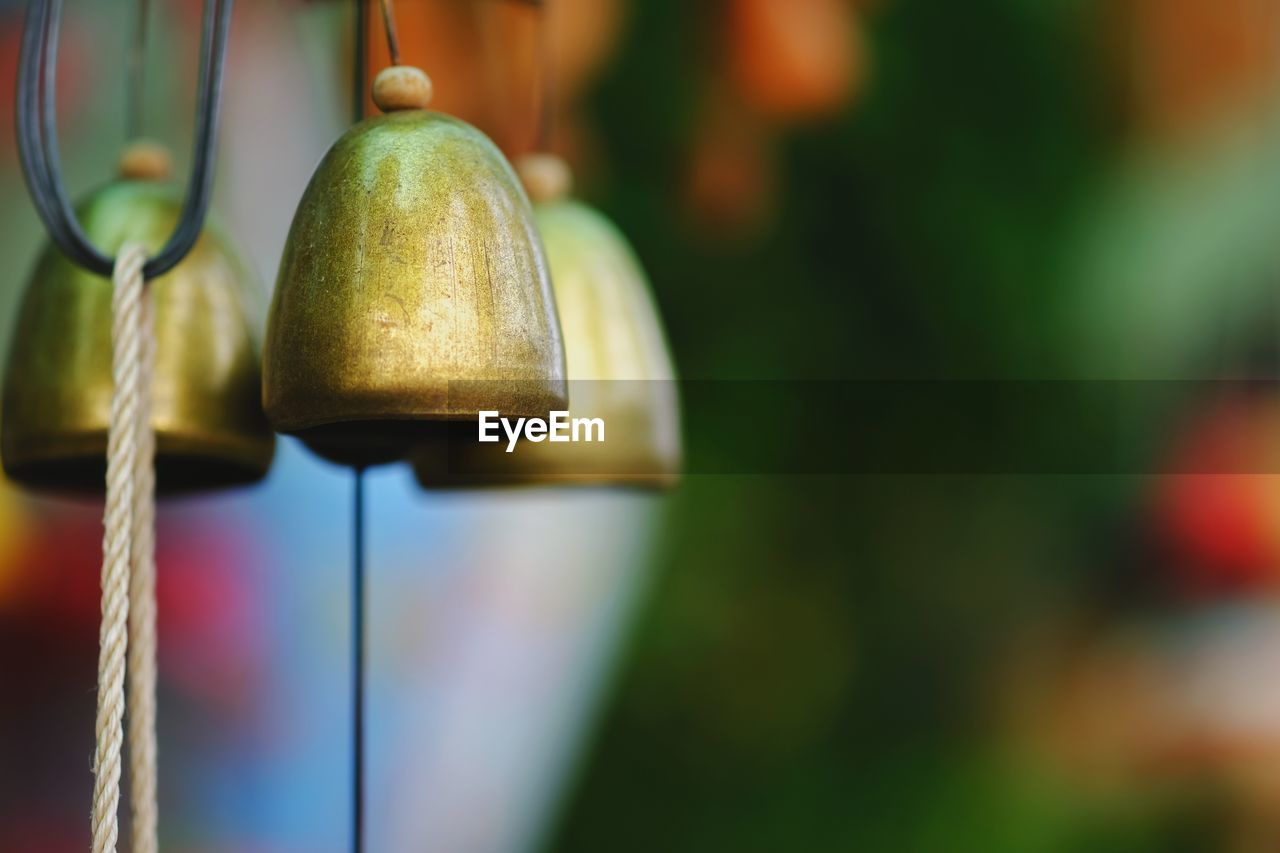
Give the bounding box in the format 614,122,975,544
373,66,433,113
516,154,573,203
118,141,173,181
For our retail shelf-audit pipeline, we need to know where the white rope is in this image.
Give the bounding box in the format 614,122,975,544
91,242,158,853
127,264,158,853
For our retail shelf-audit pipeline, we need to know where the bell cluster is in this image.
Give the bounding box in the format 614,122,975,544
4,57,681,494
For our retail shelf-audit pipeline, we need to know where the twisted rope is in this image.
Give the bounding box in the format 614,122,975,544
91,242,157,853
127,264,158,853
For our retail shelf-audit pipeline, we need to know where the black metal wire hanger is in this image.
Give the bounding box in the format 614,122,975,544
15,0,234,280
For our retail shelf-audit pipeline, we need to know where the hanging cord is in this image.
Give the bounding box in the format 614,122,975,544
123,4,160,850
127,265,159,853
378,0,401,66
353,0,367,123
350,5,373,851
534,0,554,153
16,0,233,279
348,1,406,844
92,243,152,853
126,0,151,141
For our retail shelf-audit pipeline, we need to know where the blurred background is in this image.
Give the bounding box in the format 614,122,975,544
6,0,1280,850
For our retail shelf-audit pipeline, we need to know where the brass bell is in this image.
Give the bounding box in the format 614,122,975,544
263,67,568,466
1,144,276,494
414,154,681,490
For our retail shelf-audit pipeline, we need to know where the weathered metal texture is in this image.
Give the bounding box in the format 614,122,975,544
2,181,274,493
416,199,681,489
264,110,567,466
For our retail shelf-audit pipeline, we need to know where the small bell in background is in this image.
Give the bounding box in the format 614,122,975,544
414,153,681,490
263,66,568,467
1,141,276,494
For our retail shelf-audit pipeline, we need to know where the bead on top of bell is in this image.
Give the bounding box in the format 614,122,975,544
372,66,433,113
516,153,573,204
118,140,174,181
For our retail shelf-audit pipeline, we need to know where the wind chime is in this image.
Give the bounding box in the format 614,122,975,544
264,0,567,846
7,0,680,850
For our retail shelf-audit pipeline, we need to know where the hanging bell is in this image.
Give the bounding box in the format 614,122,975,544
263,67,568,466
414,154,681,490
1,143,276,494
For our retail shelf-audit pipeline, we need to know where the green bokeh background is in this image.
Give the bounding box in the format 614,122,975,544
546,0,1280,849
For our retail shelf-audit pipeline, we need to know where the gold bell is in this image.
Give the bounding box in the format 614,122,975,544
263,66,567,466
414,154,681,489
1,143,276,494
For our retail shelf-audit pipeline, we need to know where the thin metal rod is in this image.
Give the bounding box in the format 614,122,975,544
351,9,368,850
353,0,366,123
352,468,367,853
378,0,400,65
127,0,150,140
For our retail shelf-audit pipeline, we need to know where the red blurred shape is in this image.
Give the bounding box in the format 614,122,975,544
1154,397,1280,595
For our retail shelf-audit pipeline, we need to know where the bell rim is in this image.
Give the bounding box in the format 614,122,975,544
412,468,680,493
410,423,681,492
263,380,571,434
2,428,275,494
